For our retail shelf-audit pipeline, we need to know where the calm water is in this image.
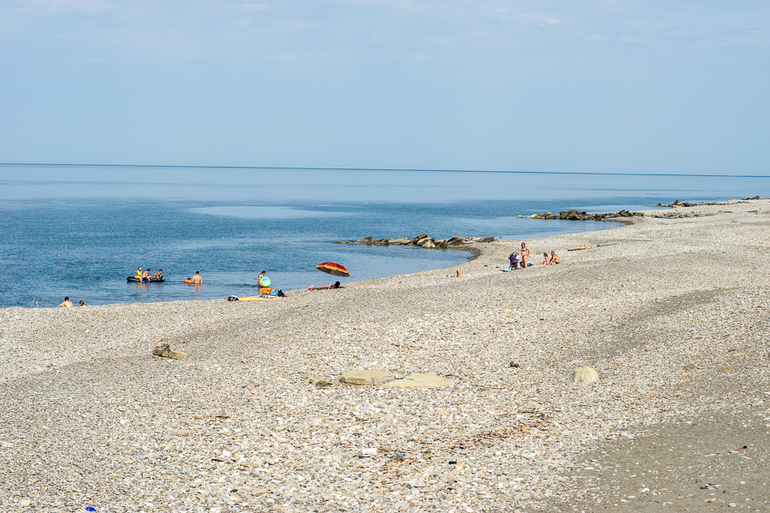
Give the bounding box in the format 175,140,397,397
1,164,767,307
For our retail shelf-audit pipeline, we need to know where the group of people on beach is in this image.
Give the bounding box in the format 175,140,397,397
135,266,164,281
509,243,559,270
57,297,86,307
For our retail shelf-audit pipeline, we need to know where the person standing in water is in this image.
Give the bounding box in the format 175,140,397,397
57,296,73,308
191,271,203,284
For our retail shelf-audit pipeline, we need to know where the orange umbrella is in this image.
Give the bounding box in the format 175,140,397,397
316,262,350,278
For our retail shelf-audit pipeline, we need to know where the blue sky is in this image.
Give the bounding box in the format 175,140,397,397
0,0,768,173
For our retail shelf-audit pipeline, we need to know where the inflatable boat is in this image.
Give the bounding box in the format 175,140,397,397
127,277,166,283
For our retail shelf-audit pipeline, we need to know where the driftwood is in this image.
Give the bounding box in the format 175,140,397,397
567,245,593,252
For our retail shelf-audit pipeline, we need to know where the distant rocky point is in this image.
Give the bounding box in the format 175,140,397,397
336,233,494,249
657,196,761,208
526,209,644,221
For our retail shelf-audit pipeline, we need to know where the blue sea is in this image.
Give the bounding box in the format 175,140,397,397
1,164,767,308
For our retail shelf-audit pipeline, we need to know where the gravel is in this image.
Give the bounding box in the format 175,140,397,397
1,199,768,512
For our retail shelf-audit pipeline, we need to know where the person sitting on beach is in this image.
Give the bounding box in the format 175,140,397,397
191,271,203,284
549,251,560,264
541,252,550,266
79,300,87,306
142,268,152,281
508,252,519,269
257,270,266,284
520,243,530,268
308,281,343,291
58,296,73,308
135,266,143,280
153,269,164,280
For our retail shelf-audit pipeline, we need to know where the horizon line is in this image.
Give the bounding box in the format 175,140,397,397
1,161,768,179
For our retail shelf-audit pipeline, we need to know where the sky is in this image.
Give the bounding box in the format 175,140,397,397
0,0,768,174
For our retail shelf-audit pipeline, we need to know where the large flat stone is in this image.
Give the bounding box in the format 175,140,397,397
340,370,395,386
382,373,454,389
570,366,599,383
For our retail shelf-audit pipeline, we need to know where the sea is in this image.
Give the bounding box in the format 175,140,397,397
1,163,767,308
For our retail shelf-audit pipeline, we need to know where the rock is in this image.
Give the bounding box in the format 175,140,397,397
420,239,436,249
382,373,454,388
340,370,396,386
411,233,428,244
152,342,188,360
509,362,519,368
570,366,599,384
436,239,448,249
389,238,412,245
473,236,495,243
308,375,333,388
373,238,390,246
355,236,374,244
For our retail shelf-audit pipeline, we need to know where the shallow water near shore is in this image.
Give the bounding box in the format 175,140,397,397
1,164,767,307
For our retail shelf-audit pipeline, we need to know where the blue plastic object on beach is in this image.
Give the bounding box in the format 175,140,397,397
391,451,406,458
86,508,96,512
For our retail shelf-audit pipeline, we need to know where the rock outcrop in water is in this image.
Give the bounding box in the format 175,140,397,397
527,209,644,221
335,233,494,249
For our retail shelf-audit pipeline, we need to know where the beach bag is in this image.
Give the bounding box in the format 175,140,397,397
227,295,239,301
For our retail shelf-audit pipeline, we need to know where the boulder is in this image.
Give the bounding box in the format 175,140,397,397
420,239,436,249
436,239,448,249
473,236,495,243
570,366,599,384
373,238,390,246
340,370,396,386
383,373,454,389
389,238,412,245
355,236,374,244
153,342,188,360
411,233,428,244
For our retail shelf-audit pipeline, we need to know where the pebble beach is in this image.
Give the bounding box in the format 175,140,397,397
1,199,769,512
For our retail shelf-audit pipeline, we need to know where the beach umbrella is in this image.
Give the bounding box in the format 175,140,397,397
315,262,350,278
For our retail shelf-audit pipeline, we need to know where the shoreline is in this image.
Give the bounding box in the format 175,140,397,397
1,199,769,511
